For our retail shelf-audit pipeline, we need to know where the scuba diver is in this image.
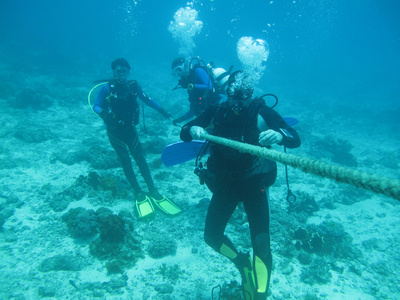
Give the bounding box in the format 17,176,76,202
171,57,231,125
93,58,181,218
180,71,301,299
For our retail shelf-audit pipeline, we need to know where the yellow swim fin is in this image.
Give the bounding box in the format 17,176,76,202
135,194,155,218
233,253,255,300
150,194,182,215
241,255,255,300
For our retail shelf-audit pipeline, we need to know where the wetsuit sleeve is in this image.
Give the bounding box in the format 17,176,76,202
174,110,196,124
259,106,301,148
193,68,213,92
135,82,171,118
93,84,110,115
180,106,218,142
136,83,161,110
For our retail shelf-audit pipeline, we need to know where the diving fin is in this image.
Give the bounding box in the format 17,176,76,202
135,194,155,218
150,194,182,215
234,253,255,300
161,140,208,167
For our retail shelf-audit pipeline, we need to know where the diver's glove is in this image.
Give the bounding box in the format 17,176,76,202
190,126,206,140
259,129,283,146
159,108,172,119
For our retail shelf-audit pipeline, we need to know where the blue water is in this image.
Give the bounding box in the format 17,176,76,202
2,1,399,120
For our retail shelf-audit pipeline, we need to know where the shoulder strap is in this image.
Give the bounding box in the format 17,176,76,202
248,98,266,116
240,98,266,139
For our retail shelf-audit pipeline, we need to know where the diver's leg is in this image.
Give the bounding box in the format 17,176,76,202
206,185,256,300
127,128,156,193
243,183,272,300
204,187,239,259
107,129,142,194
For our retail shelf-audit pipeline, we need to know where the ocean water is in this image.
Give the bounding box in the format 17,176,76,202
1,0,399,299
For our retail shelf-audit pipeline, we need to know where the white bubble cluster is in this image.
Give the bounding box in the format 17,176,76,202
237,36,270,85
168,7,203,59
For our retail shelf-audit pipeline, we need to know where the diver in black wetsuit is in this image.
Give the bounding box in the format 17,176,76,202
180,71,301,299
93,58,171,202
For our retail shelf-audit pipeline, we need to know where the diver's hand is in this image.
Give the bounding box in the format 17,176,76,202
259,129,283,146
190,126,206,140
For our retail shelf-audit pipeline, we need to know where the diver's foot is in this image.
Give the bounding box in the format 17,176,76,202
148,192,182,215
233,252,255,300
135,191,147,201
149,190,163,201
134,192,155,218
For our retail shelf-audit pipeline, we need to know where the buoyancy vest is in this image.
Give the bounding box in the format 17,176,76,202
208,98,277,186
107,80,140,125
187,66,213,111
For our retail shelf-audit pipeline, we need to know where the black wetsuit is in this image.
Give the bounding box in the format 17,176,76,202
94,80,166,195
180,99,300,298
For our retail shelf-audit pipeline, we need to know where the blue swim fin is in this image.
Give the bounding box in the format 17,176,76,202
161,140,208,167
283,117,299,127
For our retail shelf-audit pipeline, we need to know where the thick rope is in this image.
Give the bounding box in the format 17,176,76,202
200,133,400,201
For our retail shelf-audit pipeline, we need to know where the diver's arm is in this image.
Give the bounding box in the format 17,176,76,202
173,110,196,125
93,85,110,115
180,106,217,142
138,90,161,110
136,83,171,119
258,107,301,148
93,84,117,125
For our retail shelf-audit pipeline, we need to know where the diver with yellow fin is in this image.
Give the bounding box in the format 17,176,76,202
180,71,300,298
92,58,181,218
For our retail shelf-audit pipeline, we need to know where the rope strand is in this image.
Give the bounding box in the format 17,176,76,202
200,133,400,201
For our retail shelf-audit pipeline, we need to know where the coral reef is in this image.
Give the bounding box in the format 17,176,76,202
309,135,358,167
292,221,360,259
300,257,332,285
154,283,174,294
87,172,120,198
62,207,98,239
85,145,120,169
106,260,125,275
97,209,126,243
218,281,242,300
158,263,183,284
89,208,143,271
38,254,84,272
287,191,320,223
147,237,177,259
44,171,129,213
75,275,129,297
46,192,73,212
